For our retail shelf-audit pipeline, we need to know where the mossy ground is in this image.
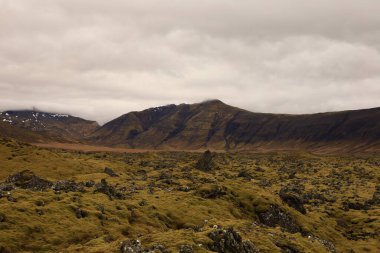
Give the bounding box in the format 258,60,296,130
0,138,379,252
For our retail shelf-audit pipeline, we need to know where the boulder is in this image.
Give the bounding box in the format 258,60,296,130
279,187,306,214
208,227,259,253
237,170,253,180
179,244,193,253
95,179,126,200
53,180,85,193
195,150,214,172
365,184,380,206
75,208,87,219
120,239,143,253
104,167,118,177
197,185,226,199
257,205,301,234
0,213,5,222
6,170,52,191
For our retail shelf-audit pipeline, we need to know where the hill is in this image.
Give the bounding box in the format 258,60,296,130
89,100,380,152
0,110,99,142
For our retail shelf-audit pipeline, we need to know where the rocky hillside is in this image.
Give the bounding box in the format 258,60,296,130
0,121,50,143
0,110,99,142
89,100,380,151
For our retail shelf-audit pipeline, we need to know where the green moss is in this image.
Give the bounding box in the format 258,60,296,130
0,140,379,252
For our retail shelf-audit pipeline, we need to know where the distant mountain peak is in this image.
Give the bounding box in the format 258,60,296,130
0,110,99,142
200,99,225,105
145,104,177,113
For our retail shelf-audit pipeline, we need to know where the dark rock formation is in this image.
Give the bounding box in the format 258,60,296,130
257,205,301,233
75,208,87,219
104,167,118,177
237,170,253,180
53,180,85,193
279,187,306,214
208,227,259,253
195,150,214,172
6,170,52,191
95,179,126,200
197,185,226,199
0,214,5,222
365,185,380,206
179,244,193,253
120,239,143,253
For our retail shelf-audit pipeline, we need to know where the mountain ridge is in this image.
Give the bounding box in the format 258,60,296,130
0,110,99,142
1,101,380,152
88,100,380,151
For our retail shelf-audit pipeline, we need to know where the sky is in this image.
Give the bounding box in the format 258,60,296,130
1,0,380,124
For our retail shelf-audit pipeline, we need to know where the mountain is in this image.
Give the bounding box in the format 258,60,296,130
1,102,379,152
0,121,50,143
0,110,99,142
88,100,380,152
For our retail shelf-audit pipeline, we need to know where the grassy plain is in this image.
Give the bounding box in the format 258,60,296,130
0,138,379,252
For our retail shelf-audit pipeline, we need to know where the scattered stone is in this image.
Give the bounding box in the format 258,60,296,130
208,227,259,253
197,185,226,199
150,244,170,253
139,199,148,206
158,171,172,180
258,180,272,188
96,205,106,214
75,208,87,219
6,170,52,191
104,167,118,177
120,239,143,253
0,184,14,192
335,218,348,228
257,205,301,233
365,184,380,206
177,185,191,192
277,166,297,179
238,170,253,180
179,244,193,253
308,235,336,253
302,190,326,206
53,180,85,193
84,180,95,187
279,187,306,214
195,150,214,172
255,167,265,172
6,194,16,202
275,242,301,253
342,201,369,211
95,179,126,200
35,200,45,206
288,171,296,179
103,235,115,243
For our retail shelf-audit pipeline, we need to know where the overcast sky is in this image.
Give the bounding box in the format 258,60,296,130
1,0,380,124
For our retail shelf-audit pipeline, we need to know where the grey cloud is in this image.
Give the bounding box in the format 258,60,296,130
0,0,380,124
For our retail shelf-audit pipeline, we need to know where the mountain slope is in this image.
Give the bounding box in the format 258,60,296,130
0,121,50,143
0,110,99,142
89,100,380,151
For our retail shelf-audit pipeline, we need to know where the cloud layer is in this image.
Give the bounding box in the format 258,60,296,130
1,0,380,124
